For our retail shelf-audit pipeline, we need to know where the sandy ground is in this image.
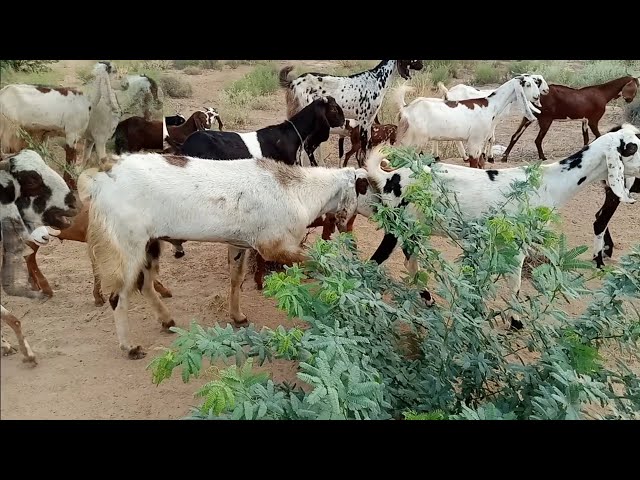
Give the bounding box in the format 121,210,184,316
1,61,638,419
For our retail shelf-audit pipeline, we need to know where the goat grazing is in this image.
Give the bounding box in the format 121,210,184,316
393,75,543,169
366,124,640,330
1,149,80,363
502,75,639,161
165,113,186,126
114,109,214,154
436,75,549,163
78,152,376,359
279,60,424,163
0,61,116,190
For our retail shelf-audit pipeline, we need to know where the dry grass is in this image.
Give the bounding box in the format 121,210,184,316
160,74,193,98
184,67,202,75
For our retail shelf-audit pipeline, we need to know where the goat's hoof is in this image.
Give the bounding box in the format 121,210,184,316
420,290,435,307
500,157,508,163
161,320,176,332
94,296,106,307
434,156,440,162
2,345,17,356
232,316,248,327
174,251,185,259
509,318,524,331
22,355,37,365
128,346,146,360
255,282,264,291
159,289,173,298
487,157,495,164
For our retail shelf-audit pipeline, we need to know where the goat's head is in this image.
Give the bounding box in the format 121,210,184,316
192,111,211,130
529,74,549,95
621,77,639,103
513,75,542,120
0,150,80,232
317,96,346,128
204,107,224,130
603,124,640,203
95,60,116,76
396,60,424,80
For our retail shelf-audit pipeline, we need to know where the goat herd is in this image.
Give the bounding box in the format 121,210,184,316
1,60,639,373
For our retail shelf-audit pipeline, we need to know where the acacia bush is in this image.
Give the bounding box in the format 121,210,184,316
149,147,640,420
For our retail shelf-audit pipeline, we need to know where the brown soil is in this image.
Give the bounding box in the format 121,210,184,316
1,61,638,419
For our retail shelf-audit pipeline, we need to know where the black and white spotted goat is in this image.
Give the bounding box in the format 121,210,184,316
279,60,424,164
177,96,345,165
1,149,79,363
364,123,640,330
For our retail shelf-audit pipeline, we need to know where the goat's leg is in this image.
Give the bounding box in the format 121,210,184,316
1,305,36,364
87,244,106,306
62,144,78,191
507,252,526,331
502,118,533,162
94,139,108,167
24,245,54,296
534,118,553,161
342,143,359,168
228,246,249,325
2,251,46,300
587,118,602,139
254,251,266,291
83,139,95,164
321,214,337,240
403,249,435,308
138,257,175,333
486,127,496,164
581,119,589,145
2,333,16,356
456,141,467,161
109,290,144,359
153,279,173,298
338,137,345,159
592,186,620,268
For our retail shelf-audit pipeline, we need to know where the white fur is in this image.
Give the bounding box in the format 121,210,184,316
0,62,116,166
237,132,263,158
79,153,376,357
365,125,640,322
394,76,543,166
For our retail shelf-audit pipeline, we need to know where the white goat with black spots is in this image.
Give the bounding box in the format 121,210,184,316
435,75,550,163
78,152,376,359
393,75,544,169
365,124,640,330
279,60,424,164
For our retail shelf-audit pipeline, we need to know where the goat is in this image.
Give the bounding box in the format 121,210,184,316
1,149,80,363
77,152,376,359
337,115,380,160
436,75,550,163
365,124,640,330
279,60,424,163
393,75,543,169
23,201,174,307
118,74,162,121
177,97,345,164
342,121,398,167
593,174,639,267
0,61,116,190
113,109,213,154
175,96,347,285
165,113,186,126
502,75,640,161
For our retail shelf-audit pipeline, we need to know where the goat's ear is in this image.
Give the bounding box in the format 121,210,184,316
605,149,635,203
194,113,207,131
355,177,370,196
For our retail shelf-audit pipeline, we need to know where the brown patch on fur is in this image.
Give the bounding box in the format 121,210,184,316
256,238,308,265
35,86,80,96
257,158,304,187
163,154,189,168
445,98,488,109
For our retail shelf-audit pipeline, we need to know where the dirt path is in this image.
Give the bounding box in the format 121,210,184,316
1,61,638,419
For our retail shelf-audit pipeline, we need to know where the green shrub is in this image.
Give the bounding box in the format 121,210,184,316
149,148,640,420
626,99,640,127
160,74,193,98
574,60,634,87
473,63,502,84
224,64,279,99
172,60,200,70
200,60,223,70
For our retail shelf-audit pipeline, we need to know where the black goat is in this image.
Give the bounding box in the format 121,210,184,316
177,96,345,166
593,177,639,267
165,113,186,126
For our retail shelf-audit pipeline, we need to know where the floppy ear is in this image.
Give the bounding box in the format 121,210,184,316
193,113,207,131
514,81,539,120
605,149,635,203
335,176,358,231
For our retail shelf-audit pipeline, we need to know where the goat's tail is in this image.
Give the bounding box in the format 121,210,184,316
279,66,295,89
436,81,449,99
365,144,398,191
392,83,414,112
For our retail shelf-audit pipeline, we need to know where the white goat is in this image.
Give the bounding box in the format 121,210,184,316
365,124,640,329
119,74,162,120
435,74,550,163
0,61,116,189
78,153,375,359
394,75,544,169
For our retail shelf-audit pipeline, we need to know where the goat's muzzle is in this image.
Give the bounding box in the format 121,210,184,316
43,206,79,230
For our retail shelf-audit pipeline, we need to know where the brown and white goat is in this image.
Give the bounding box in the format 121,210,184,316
1,149,80,363
342,121,398,167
